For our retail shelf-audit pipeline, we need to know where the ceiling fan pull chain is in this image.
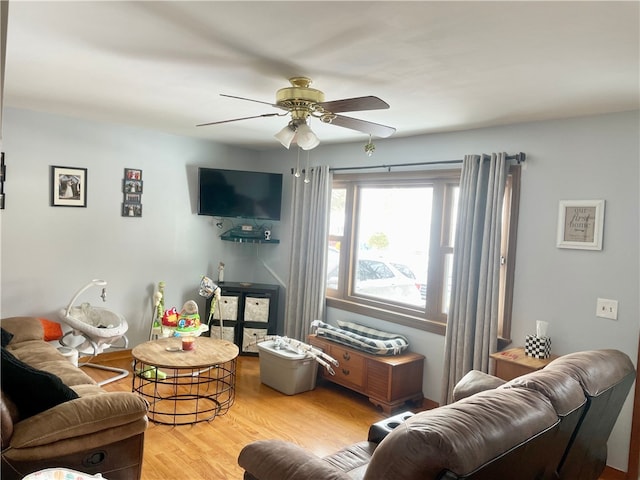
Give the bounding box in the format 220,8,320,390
304,150,311,184
294,147,302,178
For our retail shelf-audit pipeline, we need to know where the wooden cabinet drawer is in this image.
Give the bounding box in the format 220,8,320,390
330,344,365,388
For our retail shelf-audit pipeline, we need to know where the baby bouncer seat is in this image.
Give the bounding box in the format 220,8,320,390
59,279,129,385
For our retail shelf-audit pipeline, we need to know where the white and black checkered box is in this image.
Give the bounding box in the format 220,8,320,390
525,335,552,359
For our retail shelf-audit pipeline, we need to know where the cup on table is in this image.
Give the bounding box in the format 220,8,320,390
181,336,196,351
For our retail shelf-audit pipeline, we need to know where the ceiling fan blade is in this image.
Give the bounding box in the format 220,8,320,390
330,114,396,138
196,113,283,127
220,93,281,108
318,96,389,113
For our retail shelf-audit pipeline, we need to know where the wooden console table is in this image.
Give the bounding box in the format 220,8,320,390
308,334,424,414
490,347,559,381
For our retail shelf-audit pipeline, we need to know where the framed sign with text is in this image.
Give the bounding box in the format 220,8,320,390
556,199,605,250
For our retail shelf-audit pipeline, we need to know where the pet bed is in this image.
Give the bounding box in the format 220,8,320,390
311,320,409,355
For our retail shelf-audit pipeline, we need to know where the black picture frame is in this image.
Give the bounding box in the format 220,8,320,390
122,203,142,217
123,179,143,194
50,165,87,207
125,193,142,204
124,168,142,181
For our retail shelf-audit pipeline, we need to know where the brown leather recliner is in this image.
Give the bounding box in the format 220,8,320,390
238,349,635,480
1,317,149,480
543,349,636,479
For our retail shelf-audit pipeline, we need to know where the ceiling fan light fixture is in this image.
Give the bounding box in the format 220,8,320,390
295,123,320,150
206,77,395,148
274,124,297,149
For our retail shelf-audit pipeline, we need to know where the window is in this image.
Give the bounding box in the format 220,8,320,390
326,166,520,338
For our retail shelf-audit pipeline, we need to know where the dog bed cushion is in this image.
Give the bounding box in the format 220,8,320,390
313,320,409,355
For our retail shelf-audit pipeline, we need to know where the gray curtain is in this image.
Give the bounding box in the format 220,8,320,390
284,165,332,340
440,153,508,405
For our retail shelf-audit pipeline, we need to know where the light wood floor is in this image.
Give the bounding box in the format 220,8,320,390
86,351,622,480
84,351,387,480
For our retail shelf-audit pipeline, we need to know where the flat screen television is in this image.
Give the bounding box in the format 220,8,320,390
197,167,283,221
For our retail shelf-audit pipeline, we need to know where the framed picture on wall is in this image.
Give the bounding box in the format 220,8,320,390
50,166,87,207
124,168,142,181
556,199,605,250
125,193,141,204
122,203,142,217
123,179,143,193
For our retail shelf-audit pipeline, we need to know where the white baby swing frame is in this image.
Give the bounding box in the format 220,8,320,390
58,279,130,386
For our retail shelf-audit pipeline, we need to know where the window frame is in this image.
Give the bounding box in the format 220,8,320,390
326,165,520,340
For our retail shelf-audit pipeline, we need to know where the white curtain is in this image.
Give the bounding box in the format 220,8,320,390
441,153,508,405
284,165,332,340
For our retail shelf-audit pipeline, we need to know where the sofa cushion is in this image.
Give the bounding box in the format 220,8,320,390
323,441,376,475
364,388,559,479
0,317,44,343
452,370,506,401
7,392,149,450
1,347,79,420
238,439,352,480
501,368,586,416
7,339,63,364
5,341,95,386
544,349,635,397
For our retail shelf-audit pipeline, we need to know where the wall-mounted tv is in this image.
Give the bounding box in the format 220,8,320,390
198,167,283,221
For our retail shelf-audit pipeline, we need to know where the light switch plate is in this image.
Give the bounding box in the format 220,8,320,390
596,298,618,320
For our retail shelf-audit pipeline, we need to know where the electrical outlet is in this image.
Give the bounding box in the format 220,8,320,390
596,298,618,320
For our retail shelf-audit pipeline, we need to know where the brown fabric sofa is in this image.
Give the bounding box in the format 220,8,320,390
238,349,635,480
1,316,149,480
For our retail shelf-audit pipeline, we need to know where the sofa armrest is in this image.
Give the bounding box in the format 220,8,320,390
452,370,506,401
9,392,148,449
238,440,352,480
1,317,44,344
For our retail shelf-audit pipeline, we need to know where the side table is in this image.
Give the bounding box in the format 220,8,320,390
490,347,559,381
132,336,239,425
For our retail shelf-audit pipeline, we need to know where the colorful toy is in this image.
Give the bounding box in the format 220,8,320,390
176,300,200,333
161,307,179,327
136,366,167,380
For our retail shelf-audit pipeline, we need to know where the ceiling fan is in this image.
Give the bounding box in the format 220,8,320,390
197,77,396,150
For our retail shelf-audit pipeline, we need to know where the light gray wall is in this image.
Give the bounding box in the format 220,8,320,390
2,107,638,472
0,107,289,345
260,109,640,471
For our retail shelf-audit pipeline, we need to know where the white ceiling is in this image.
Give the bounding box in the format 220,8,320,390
3,1,639,150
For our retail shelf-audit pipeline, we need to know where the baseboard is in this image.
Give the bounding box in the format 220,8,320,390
79,348,133,364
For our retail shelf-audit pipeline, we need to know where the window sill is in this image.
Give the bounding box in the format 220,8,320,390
326,297,446,336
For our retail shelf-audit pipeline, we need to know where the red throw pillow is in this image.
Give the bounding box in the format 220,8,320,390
39,318,63,341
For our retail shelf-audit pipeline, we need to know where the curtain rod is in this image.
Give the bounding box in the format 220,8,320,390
328,152,526,172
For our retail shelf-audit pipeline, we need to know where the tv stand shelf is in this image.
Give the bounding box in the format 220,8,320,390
220,232,280,244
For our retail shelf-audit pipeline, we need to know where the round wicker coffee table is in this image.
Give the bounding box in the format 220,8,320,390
131,336,239,425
